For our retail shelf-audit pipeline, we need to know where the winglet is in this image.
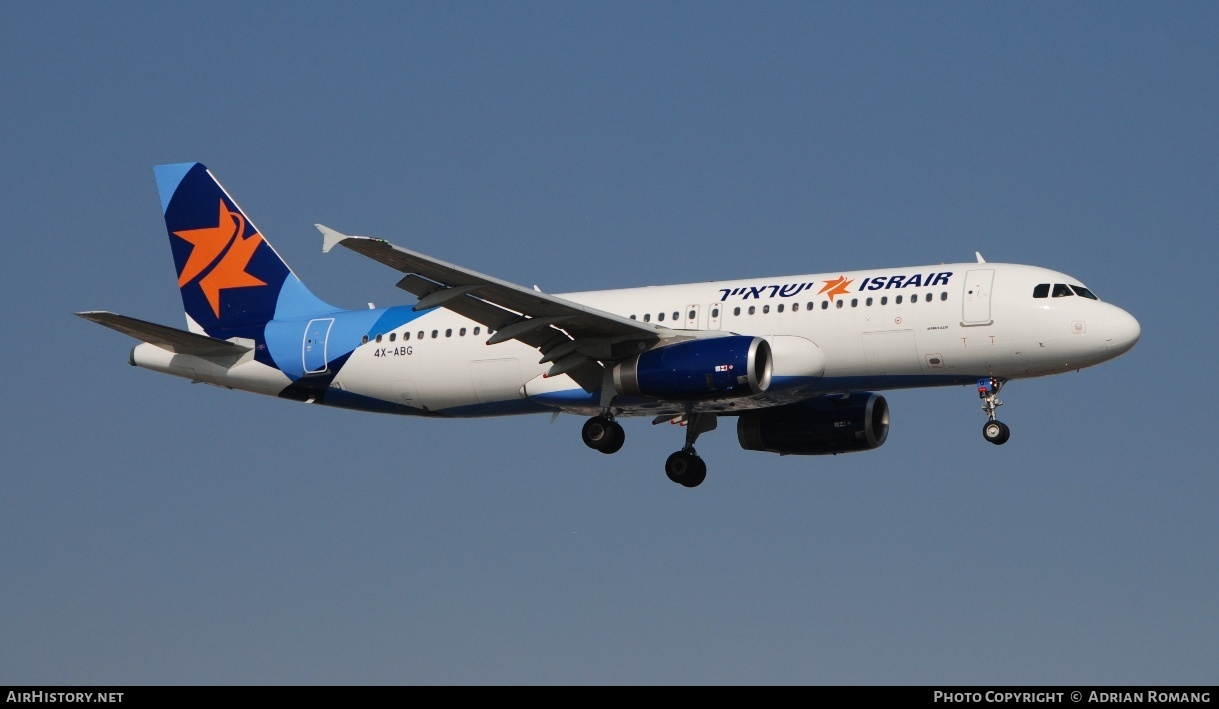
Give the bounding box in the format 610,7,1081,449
975,251,986,263
317,224,350,253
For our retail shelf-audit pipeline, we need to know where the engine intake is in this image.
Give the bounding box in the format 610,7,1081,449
615,336,771,400
737,392,889,455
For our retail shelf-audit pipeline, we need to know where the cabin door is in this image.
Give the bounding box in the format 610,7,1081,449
962,269,995,325
303,318,334,374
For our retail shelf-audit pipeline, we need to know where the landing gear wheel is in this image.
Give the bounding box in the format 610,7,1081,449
665,451,707,487
982,420,1010,445
582,416,625,454
601,422,625,454
685,458,707,488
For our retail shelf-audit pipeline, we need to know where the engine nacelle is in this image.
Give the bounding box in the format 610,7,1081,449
737,392,889,455
614,335,771,400
761,335,825,389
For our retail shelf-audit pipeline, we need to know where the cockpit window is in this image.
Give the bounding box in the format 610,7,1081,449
1033,284,1049,298
1052,283,1073,297
1071,285,1099,300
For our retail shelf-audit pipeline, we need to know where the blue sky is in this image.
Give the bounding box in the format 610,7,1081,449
2,3,1215,684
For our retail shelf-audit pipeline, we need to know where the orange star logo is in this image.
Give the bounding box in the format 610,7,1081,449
173,201,266,317
818,275,854,301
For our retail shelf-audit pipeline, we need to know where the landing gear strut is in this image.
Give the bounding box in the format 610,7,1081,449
977,377,1010,445
582,414,625,454
664,413,716,488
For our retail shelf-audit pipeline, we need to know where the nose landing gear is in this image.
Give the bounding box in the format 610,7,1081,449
978,377,1010,445
982,419,1010,445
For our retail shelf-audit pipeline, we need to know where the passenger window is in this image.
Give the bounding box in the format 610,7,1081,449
389,333,396,342
672,311,679,321
866,297,873,306
1052,283,1073,297
777,304,784,313
431,330,438,338
418,331,424,340
911,294,918,303
821,301,829,310
881,296,888,305
361,335,369,344
658,312,665,322
375,334,383,343
748,306,756,315
896,295,903,304
404,332,411,340
1071,285,1099,300
711,308,720,318
459,328,466,336
807,302,814,311
445,329,452,338
836,300,843,309
474,327,481,335
851,298,858,307
762,305,770,314
940,292,948,301
630,314,636,320
644,314,651,322
792,303,799,312
733,307,741,316
688,309,696,320
1033,284,1050,298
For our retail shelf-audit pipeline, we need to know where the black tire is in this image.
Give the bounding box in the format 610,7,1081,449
983,420,1011,445
665,451,693,484
582,416,613,451
665,451,706,487
682,457,707,488
599,422,625,455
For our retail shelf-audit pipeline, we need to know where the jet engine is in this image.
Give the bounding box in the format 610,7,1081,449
614,335,771,400
737,392,889,455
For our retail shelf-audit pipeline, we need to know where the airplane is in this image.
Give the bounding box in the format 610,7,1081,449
78,163,1141,488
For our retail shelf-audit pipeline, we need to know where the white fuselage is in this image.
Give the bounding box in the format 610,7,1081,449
131,261,1141,418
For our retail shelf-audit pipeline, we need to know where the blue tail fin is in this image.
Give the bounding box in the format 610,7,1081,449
154,163,335,336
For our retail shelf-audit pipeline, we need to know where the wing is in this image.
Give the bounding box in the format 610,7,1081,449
318,225,671,391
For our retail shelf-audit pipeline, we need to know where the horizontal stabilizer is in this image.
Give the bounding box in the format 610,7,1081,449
76,311,252,356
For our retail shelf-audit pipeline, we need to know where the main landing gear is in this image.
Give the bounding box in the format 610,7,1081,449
582,414,625,455
580,411,716,488
665,451,706,488
664,413,716,488
977,377,1011,445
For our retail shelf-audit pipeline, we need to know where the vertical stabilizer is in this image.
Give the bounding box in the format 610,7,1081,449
154,163,335,336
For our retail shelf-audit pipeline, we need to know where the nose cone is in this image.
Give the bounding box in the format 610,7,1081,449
1104,306,1141,355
